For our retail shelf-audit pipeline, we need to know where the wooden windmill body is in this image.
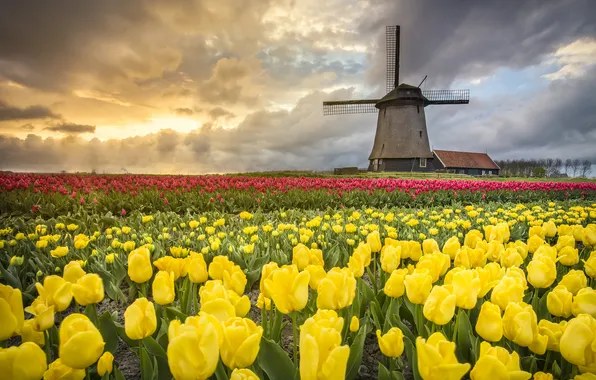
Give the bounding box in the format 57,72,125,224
323,26,470,172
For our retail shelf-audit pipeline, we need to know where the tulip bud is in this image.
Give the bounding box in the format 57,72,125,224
128,247,153,283
97,352,114,376
72,273,104,306
547,285,573,318
220,317,263,369
405,269,433,305
231,368,260,380
475,301,503,342
376,328,404,357
152,271,175,305
124,298,157,340
572,287,596,317
316,267,356,310
350,316,359,332
423,285,456,325
59,314,105,369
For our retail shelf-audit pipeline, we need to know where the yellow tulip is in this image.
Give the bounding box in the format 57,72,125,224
560,314,596,366
559,246,580,266
583,227,596,247
153,271,176,305
128,247,153,283
220,317,263,369
442,236,461,260
451,269,481,309
43,358,86,380
416,253,450,283
423,285,456,325
230,368,259,380
154,256,188,280
264,265,310,314
376,328,405,357
228,291,251,318
259,262,279,297
556,235,576,251
475,301,503,342
543,221,557,238
300,315,350,380
21,319,45,346
124,298,157,340
305,265,326,291
0,283,24,341
256,293,271,311
316,267,356,310
59,313,105,369
167,316,220,380
50,246,69,258
292,243,312,270
572,287,596,317
416,332,471,380
491,276,525,311
62,261,86,285
407,240,423,261
404,269,433,304
584,251,596,279
527,235,544,254
503,302,539,348
367,230,382,253
547,285,573,318
222,267,248,296
384,268,407,298
500,247,523,268
97,352,114,376
533,372,553,380
188,252,208,283
380,244,401,273
168,313,224,348
353,242,372,267
474,262,504,298
347,251,366,278
526,254,557,289
35,275,73,312
486,241,504,262
529,226,546,239
538,319,567,352
464,230,483,248
0,342,47,380
105,253,117,264
350,316,359,332
422,239,440,254
559,269,588,295
469,341,530,380
72,273,104,306
24,296,55,331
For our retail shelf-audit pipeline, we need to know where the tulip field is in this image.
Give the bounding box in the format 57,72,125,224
1,173,596,380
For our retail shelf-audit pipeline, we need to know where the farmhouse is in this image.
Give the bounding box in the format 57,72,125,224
433,150,500,176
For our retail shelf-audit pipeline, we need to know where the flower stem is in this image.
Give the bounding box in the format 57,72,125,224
193,283,199,315
292,311,298,367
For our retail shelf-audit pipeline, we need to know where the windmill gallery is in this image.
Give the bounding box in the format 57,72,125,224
323,25,500,176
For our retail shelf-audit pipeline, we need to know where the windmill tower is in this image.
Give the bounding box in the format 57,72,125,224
323,25,470,172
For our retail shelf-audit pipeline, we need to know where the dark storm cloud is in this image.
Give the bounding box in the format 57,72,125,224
0,100,60,121
45,123,96,134
359,0,596,89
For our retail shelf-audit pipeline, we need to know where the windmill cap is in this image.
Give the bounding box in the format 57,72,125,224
376,83,424,107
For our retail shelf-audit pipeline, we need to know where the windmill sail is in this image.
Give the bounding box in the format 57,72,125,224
386,25,399,93
422,89,470,105
323,99,379,115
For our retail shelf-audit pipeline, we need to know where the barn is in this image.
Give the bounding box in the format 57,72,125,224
433,150,500,176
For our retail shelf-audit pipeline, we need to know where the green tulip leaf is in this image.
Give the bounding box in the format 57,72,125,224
113,366,126,380
140,346,154,380
143,336,167,358
98,311,120,353
214,359,228,380
165,306,188,321
257,337,296,380
455,309,474,364
404,336,422,380
346,322,367,380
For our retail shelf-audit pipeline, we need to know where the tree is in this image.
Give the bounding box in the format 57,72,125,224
580,160,592,177
552,158,563,176
565,159,573,175
572,159,581,177
533,167,546,178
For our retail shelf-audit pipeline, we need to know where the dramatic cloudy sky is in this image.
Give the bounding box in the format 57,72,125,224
0,0,595,173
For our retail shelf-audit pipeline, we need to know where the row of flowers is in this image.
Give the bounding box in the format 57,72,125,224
1,201,596,379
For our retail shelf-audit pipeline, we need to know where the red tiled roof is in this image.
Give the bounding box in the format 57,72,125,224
433,150,500,170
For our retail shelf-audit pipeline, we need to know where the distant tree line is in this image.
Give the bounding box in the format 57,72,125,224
494,158,593,178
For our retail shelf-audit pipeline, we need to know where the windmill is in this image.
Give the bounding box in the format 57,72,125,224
323,25,470,172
